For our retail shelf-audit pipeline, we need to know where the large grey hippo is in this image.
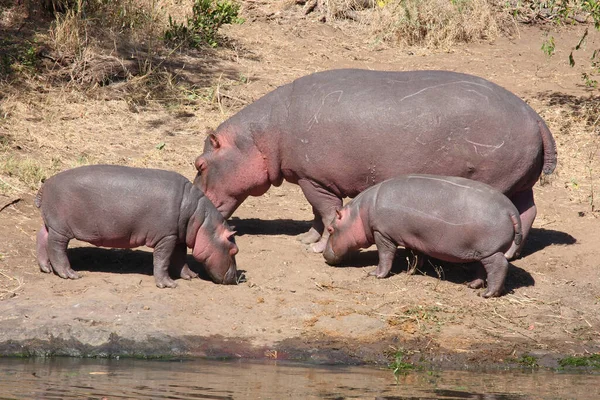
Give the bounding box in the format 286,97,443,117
194,69,556,255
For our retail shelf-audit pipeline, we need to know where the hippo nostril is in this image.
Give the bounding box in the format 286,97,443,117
327,226,334,234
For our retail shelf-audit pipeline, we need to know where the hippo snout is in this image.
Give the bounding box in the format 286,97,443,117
323,246,342,265
222,263,238,285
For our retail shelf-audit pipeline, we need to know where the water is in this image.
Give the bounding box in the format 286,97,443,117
0,358,598,399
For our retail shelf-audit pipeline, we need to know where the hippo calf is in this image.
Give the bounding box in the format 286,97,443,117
323,175,522,297
194,69,556,255
35,165,238,288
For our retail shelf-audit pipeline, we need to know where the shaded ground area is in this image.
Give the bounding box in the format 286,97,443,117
0,3,599,368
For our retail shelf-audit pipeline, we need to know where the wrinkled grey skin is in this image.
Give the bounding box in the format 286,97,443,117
194,69,556,255
35,165,238,288
323,175,522,298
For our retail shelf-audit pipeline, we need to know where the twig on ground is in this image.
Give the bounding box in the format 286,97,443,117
0,270,15,280
0,198,22,213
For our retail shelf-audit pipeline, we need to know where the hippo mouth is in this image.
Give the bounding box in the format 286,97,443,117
221,263,238,285
323,246,342,265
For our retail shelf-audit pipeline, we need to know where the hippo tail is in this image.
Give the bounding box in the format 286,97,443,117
504,211,523,260
539,119,557,175
34,184,44,208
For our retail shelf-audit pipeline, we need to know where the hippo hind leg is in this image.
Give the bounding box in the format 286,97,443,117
36,225,52,273
478,252,509,298
510,189,536,259
467,263,486,289
169,242,198,280
46,228,80,280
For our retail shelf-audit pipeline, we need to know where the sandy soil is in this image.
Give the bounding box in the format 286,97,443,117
0,3,599,367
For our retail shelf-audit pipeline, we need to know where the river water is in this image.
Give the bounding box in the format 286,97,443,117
0,357,598,399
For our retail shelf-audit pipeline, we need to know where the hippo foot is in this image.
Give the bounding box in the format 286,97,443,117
310,238,328,253
297,228,321,244
481,286,504,298
368,270,388,279
38,262,53,274
467,278,486,289
179,264,198,280
56,268,80,280
155,277,178,289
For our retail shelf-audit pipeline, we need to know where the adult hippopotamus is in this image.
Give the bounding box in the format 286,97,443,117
35,165,239,288
323,175,523,298
194,69,556,254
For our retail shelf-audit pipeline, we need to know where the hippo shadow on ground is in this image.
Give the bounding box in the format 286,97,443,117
519,227,577,258
67,247,219,283
332,248,535,294
230,217,312,236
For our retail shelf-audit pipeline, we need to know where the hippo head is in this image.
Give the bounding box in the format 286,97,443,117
323,206,366,265
191,217,239,285
194,131,271,219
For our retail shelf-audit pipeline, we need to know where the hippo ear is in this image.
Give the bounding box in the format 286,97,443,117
335,209,342,220
209,133,221,149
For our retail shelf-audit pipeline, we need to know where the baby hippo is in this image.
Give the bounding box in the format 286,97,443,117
323,175,522,297
35,165,238,288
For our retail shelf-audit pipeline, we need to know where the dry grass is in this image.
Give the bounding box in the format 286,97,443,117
532,94,600,211
368,0,512,49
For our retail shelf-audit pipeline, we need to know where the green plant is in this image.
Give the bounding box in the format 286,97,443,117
517,354,539,368
541,35,555,56
389,349,415,380
538,0,600,87
558,354,600,369
164,0,243,48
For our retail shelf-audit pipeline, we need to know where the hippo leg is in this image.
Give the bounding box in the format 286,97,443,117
46,228,80,280
369,231,397,279
169,243,198,280
36,225,52,274
478,252,509,298
467,263,487,289
297,179,343,253
297,205,323,245
153,236,178,288
510,189,536,258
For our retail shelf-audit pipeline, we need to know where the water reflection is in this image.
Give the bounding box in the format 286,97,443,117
0,358,597,399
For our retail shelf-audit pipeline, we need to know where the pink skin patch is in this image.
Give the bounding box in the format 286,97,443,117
324,208,369,264
195,133,270,219
192,223,238,284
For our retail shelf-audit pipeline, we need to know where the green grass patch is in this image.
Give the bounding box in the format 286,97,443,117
388,348,417,380
164,0,244,48
516,354,539,368
559,354,600,369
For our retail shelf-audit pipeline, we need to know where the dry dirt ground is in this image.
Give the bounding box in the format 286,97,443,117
0,3,599,368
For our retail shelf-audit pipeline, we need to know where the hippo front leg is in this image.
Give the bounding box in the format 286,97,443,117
153,236,179,288
169,242,198,280
369,231,397,279
297,179,343,253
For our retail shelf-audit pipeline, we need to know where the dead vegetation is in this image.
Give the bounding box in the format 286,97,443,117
298,0,515,49
533,93,600,211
